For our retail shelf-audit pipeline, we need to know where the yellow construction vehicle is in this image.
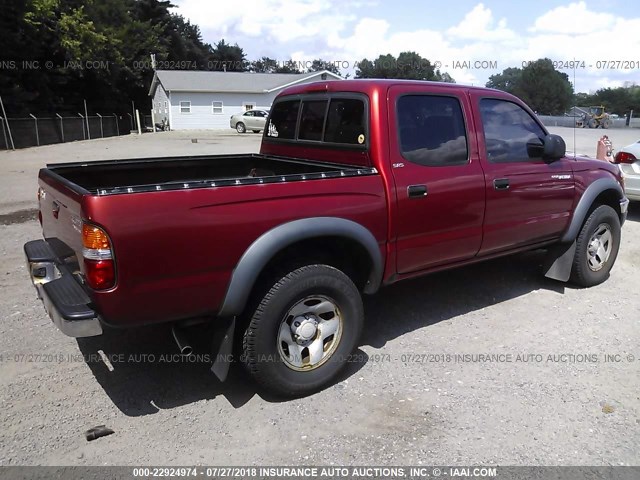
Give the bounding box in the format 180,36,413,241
581,105,611,129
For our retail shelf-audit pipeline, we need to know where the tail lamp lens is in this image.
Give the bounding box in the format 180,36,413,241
82,223,115,290
83,259,116,290
83,224,111,250
614,151,637,164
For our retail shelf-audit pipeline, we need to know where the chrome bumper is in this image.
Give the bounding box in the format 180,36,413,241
24,239,103,337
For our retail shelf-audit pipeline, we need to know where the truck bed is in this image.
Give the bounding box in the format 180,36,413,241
45,154,376,196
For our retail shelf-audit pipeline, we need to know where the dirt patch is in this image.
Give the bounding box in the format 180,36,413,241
0,209,38,226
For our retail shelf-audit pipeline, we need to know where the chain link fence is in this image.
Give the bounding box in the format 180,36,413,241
0,113,139,150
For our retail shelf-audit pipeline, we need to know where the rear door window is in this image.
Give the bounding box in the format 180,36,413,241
397,95,469,166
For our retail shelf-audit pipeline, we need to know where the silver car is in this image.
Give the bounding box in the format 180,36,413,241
229,109,269,133
615,140,640,201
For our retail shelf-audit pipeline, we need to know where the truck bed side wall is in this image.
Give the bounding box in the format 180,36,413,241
84,176,387,327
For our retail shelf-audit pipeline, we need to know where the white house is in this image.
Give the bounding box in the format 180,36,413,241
148,69,342,130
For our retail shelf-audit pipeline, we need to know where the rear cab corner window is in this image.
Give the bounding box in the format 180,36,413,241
265,96,367,147
479,98,547,163
266,99,300,140
397,95,469,167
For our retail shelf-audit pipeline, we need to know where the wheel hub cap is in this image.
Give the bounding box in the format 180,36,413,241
586,223,612,272
292,316,318,343
277,295,343,371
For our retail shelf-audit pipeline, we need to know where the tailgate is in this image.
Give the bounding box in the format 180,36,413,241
38,169,87,264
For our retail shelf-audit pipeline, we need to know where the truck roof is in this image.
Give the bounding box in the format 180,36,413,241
279,78,502,97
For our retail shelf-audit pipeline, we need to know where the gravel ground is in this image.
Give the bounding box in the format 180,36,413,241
0,128,638,466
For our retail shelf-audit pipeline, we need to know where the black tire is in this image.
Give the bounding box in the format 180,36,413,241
570,205,621,287
236,122,246,133
252,130,261,133
242,265,363,397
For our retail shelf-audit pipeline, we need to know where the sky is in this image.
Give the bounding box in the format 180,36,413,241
171,0,640,93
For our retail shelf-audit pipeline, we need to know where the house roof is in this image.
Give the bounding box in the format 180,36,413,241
149,70,341,96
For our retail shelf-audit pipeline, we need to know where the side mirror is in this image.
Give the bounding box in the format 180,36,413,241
526,134,566,162
542,134,566,161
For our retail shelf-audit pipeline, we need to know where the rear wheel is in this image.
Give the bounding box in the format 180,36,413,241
242,265,363,397
236,122,246,133
570,205,620,287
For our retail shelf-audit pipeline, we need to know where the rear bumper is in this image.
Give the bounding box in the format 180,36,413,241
24,239,102,337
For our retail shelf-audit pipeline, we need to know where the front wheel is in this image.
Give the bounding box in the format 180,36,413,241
242,265,363,397
236,122,246,133
570,205,621,287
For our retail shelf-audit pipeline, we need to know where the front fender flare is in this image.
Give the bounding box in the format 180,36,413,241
217,217,384,317
560,177,624,243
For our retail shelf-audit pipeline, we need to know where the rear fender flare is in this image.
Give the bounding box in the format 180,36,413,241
217,217,383,317
560,177,623,243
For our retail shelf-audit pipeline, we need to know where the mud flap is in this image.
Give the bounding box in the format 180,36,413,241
543,241,576,282
211,317,235,382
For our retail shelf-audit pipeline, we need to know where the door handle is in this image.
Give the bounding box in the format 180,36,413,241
493,178,510,190
407,184,428,198
52,201,60,219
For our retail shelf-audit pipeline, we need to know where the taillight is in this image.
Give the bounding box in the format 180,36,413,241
614,151,637,164
82,223,115,290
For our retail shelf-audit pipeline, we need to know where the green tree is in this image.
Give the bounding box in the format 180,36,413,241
590,87,638,115
355,52,449,80
518,59,573,114
209,39,247,71
486,67,522,93
0,0,216,114
435,71,456,83
573,92,590,106
249,56,278,73
356,54,396,78
308,59,340,75
487,60,572,115
396,51,435,79
274,59,303,74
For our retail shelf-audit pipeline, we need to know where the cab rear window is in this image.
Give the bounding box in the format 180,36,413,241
266,96,367,147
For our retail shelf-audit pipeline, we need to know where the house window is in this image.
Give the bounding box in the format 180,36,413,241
212,101,223,114
180,101,191,114
243,103,255,111
164,101,168,113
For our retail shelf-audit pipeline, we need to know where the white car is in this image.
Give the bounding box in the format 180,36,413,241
615,140,640,201
229,109,269,134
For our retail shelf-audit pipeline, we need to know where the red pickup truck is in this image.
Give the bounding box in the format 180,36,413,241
25,80,629,396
